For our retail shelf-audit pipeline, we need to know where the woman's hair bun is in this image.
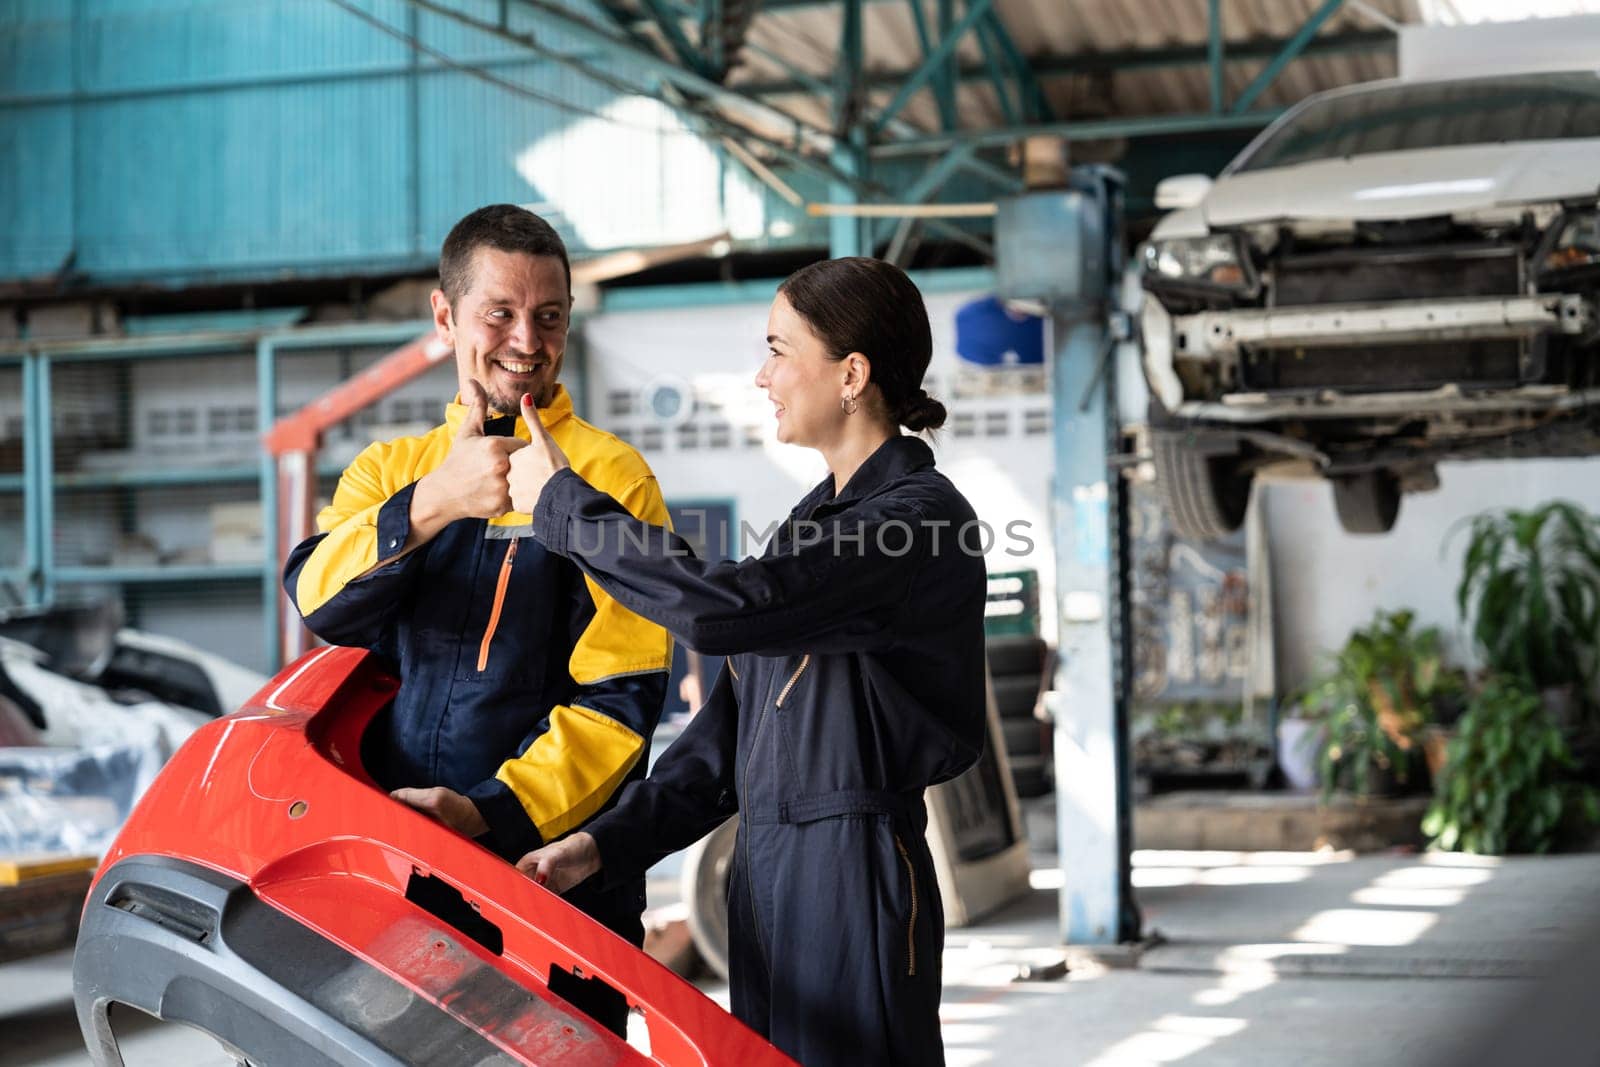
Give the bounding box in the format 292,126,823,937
898,389,947,432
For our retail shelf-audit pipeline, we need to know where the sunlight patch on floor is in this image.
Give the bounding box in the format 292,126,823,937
1191,969,1277,1007
1293,908,1439,946
1079,1015,1249,1067
1350,886,1467,908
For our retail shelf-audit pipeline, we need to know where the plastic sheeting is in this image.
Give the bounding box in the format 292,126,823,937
0,638,207,858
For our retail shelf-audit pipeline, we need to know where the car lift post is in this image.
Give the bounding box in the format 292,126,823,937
998,164,1139,945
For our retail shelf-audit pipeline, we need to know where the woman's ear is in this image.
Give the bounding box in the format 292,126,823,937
843,352,873,393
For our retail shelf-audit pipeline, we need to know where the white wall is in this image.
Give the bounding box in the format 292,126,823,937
581,289,1059,639
1260,456,1600,691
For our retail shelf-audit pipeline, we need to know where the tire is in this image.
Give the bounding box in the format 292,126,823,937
1002,717,1047,757
985,635,1047,677
991,674,1041,720
1332,470,1401,534
1151,429,1251,541
680,816,738,982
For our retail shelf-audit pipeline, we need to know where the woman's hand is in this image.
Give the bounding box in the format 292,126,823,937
508,392,572,515
517,831,601,892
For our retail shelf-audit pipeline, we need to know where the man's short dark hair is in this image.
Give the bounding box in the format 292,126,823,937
439,204,572,305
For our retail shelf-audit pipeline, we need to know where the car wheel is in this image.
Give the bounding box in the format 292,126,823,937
1331,470,1401,534
1150,430,1251,541
680,816,738,982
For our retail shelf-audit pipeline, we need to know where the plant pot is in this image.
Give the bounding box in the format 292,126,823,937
1276,717,1323,792
1329,746,1423,798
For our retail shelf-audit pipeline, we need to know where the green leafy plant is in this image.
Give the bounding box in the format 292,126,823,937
1298,609,1463,799
1423,676,1600,854
1454,500,1600,700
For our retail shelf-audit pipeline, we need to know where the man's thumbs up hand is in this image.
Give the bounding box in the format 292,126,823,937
411,379,526,531
454,378,490,440
509,392,572,515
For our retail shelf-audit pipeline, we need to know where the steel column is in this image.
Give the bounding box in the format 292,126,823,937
872,0,994,135
1231,0,1346,115
258,337,283,671
907,0,957,131
20,354,43,606
829,134,872,257
982,9,1053,121
637,0,711,76
973,17,1021,126
35,356,55,606
1047,168,1136,945
1209,0,1225,113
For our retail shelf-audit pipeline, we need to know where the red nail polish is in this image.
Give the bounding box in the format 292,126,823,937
534,872,548,887
522,392,532,407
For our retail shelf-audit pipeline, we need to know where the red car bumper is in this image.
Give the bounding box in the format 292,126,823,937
73,645,794,1066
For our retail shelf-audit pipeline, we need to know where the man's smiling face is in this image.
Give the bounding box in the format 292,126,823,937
432,246,571,414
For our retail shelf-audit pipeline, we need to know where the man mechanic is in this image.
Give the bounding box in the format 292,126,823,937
282,203,671,1035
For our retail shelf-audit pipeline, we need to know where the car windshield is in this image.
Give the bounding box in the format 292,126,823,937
1232,70,1600,173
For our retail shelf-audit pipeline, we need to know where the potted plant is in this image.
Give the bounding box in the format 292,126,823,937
1298,609,1463,800
1454,500,1600,719
1423,675,1600,854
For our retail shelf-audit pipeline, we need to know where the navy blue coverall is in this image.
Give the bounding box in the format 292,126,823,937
530,435,988,1067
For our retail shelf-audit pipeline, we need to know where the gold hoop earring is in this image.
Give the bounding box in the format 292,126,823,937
841,393,859,414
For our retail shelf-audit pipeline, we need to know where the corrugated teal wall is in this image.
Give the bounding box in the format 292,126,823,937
0,0,828,288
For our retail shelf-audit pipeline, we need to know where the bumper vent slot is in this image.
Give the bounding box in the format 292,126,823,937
106,882,218,944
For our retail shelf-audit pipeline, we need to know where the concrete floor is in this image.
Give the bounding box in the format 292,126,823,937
4,798,1598,1066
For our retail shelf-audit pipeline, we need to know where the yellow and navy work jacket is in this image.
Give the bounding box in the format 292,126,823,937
283,386,672,871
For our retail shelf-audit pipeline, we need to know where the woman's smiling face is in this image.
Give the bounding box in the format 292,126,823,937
756,292,852,448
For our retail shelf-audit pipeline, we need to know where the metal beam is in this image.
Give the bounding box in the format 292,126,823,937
973,15,1020,126
982,8,1053,122
905,0,956,131
935,0,959,131
903,142,977,203
1231,0,1346,114
1208,0,1224,114
833,0,863,132
405,0,835,154
636,0,712,77
742,28,1393,98
872,108,1285,158
870,0,994,136
21,354,43,606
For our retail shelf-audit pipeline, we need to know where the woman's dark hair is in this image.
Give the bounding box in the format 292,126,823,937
439,203,571,305
777,257,948,432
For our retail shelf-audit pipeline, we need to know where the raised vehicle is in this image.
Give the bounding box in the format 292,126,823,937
1142,69,1600,536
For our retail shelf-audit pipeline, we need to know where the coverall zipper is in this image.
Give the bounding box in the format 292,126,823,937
775,655,810,707
740,655,810,979
476,537,518,671
893,833,919,976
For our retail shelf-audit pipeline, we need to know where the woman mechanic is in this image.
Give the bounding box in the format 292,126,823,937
507,257,988,1067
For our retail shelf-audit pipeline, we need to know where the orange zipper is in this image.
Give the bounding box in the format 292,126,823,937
477,537,519,671
893,833,919,977
775,654,810,707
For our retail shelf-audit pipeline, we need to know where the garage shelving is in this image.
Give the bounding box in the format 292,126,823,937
2,321,438,672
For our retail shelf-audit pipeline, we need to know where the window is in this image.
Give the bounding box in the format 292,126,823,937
1235,71,1600,173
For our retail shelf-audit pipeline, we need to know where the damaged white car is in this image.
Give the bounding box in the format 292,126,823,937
1141,69,1600,537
